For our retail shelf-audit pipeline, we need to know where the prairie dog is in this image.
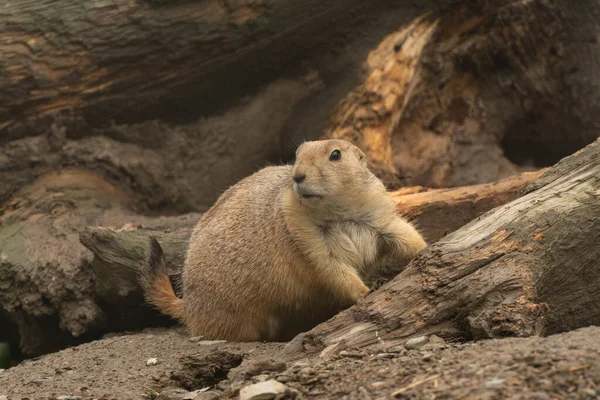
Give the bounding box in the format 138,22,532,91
140,139,426,341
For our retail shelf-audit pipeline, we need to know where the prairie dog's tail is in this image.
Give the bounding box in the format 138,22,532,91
139,236,184,321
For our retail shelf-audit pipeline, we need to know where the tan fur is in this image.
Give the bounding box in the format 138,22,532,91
145,275,185,321
141,139,427,341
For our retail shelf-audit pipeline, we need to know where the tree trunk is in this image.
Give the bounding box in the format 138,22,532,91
281,139,600,361
0,0,432,140
322,0,600,189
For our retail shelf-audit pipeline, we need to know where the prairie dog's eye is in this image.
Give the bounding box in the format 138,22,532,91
329,149,342,161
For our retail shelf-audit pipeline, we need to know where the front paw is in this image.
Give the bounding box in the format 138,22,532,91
353,282,370,301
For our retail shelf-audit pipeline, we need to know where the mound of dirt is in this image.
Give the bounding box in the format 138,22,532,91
1,326,599,399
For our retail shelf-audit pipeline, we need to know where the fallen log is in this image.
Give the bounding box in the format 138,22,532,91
0,0,427,139
0,168,200,355
322,0,600,188
282,139,600,361
393,169,545,243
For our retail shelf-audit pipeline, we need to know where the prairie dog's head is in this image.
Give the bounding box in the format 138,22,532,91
291,139,377,204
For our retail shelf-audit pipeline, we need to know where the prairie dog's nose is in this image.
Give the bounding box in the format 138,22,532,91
293,173,306,184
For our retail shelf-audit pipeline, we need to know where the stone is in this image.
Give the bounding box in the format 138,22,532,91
289,360,311,372
146,357,158,366
404,336,429,350
484,379,505,389
239,380,288,400
421,335,448,351
275,373,293,383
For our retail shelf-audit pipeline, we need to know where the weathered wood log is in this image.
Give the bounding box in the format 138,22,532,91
79,227,190,301
0,0,429,140
393,169,545,243
322,0,600,189
322,14,439,187
0,169,200,355
281,139,600,361
0,169,131,355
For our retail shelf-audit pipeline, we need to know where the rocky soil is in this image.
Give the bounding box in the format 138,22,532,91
1,326,599,400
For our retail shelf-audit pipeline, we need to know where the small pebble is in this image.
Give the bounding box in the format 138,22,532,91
0,396,8,400
197,340,227,346
421,335,447,351
289,360,311,372
429,335,445,343
298,367,315,376
582,388,597,397
189,336,205,342
239,380,288,400
146,357,158,366
485,379,505,389
537,379,553,390
358,386,371,400
404,336,429,350
275,374,293,383
57,396,82,400
421,352,434,362
530,392,551,400
385,345,407,354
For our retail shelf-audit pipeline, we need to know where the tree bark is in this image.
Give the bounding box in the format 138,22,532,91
0,0,430,140
281,139,600,361
322,0,600,189
393,169,545,243
0,169,200,355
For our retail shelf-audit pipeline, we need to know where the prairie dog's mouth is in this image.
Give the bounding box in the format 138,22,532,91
293,183,323,200
300,194,322,199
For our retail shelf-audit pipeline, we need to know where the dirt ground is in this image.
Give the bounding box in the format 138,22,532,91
1,326,599,400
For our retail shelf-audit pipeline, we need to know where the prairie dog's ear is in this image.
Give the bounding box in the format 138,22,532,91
353,146,367,166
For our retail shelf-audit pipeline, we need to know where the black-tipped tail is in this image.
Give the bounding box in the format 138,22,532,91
139,236,184,321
